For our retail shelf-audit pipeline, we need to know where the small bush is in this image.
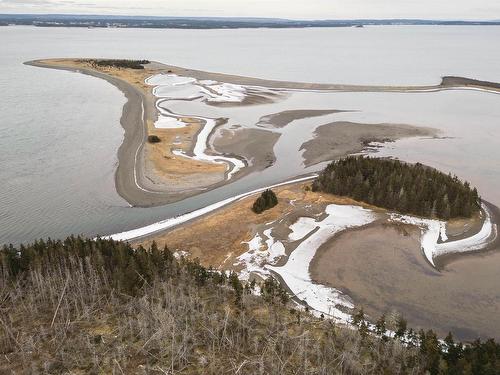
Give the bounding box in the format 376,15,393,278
148,135,161,143
252,189,278,214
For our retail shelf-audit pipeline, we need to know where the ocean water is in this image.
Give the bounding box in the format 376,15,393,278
1,25,500,245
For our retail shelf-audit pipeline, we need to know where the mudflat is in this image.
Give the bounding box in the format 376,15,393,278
310,222,500,341
301,121,435,166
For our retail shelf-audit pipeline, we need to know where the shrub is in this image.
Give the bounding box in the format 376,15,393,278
148,135,161,143
252,189,278,214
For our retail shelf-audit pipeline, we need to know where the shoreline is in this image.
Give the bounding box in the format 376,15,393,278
24,59,259,207
106,174,317,242
434,201,500,268
24,59,197,207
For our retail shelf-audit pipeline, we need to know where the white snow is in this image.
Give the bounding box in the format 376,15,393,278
440,222,448,242
173,250,190,259
236,228,286,281
200,83,247,103
145,74,195,87
267,204,377,321
104,175,316,241
171,117,246,179
390,204,497,266
287,217,317,241
263,229,287,263
434,206,497,258
390,214,442,266
153,115,188,129
147,73,248,104
146,73,247,177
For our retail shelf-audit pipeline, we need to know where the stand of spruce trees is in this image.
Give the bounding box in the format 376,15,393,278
252,189,278,214
313,156,481,220
83,59,150,69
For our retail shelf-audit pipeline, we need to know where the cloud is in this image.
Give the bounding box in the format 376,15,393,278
0,0,499,20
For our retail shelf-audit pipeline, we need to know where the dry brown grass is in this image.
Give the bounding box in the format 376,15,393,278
138,182,381,269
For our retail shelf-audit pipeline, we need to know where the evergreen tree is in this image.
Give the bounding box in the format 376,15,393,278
395,316,408,340
375,314,387,338
313,156,481,220
252,189,279,214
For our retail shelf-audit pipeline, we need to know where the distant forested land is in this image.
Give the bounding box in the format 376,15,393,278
1,237,499,373
1,15,500,29
313,156,480,219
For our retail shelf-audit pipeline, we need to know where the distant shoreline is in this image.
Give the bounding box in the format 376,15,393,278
3,15,500,29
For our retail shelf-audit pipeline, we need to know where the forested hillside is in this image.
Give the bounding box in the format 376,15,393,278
1,237,499,373
313,156,481,219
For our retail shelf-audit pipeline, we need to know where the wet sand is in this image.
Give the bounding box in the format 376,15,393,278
258,109,343,128
301,122,436,167
310,222,500,341
213,128,280,172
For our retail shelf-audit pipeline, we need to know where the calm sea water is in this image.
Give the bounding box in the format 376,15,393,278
1,26,500,245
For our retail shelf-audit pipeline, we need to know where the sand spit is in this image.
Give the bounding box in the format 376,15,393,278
24,59,229,207
301,122,435,167
149,61,500,94
25,59,283,207
257,109,343,128
24,58,500,209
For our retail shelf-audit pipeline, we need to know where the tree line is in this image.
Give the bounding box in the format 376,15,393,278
83,59,150,70
352,308,500,375
313,156,481,219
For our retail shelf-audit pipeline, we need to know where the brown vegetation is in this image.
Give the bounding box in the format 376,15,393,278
0,237,426,374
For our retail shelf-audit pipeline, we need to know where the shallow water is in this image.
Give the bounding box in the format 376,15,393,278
1,26,500,247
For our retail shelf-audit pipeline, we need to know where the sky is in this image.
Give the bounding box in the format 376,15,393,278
0,0,499,20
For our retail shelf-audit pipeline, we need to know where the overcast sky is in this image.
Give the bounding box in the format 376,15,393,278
0,0,499,20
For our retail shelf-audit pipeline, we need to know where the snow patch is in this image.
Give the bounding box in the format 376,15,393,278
173,250,190,259
390,204,497,267
200,83,247,103
288,217,318,241
154,116,188,129
268,204,377,321
172,117,245,179
236,229,286,281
